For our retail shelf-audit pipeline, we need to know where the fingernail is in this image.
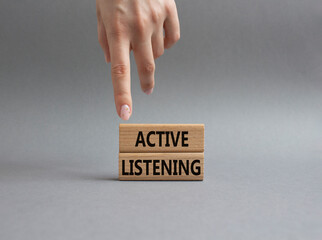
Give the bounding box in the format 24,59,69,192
120,104,131,120
104,54,108,63
144,88,154,95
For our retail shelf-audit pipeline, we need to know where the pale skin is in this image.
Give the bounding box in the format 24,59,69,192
96,0,180,120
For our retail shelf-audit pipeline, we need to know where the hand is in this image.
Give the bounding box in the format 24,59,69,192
96,0,180,120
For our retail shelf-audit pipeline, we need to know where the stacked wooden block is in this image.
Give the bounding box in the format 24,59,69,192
119,124,205,180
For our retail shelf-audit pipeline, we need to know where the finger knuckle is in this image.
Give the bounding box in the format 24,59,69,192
174,32,180,42
111,64,128,76
134,17,148,36
165,32,180,48
141,63,155,74
151,9,163,23
169,32,180,43
164,1,175,14
109,22,126,38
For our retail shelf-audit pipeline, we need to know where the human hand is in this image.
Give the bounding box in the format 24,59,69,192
96,0,180,120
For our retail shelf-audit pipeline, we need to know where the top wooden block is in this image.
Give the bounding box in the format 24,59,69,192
119,124,204,153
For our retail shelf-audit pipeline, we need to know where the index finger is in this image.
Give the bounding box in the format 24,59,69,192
108,36,132,120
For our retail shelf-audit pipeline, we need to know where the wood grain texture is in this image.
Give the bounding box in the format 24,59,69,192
119,152,204,180
119,124,204,153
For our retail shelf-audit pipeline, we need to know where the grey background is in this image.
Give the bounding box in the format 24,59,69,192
0,0,321,239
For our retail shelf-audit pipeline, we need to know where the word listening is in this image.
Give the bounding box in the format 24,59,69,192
121,159,201,176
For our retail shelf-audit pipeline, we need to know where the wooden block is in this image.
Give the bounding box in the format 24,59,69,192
119,124,204,153
119,152,204,180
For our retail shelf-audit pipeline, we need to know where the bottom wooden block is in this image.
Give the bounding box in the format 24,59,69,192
119,152,204,181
